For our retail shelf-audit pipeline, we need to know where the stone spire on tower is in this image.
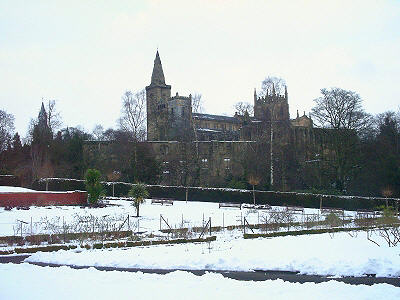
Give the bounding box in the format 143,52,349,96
150,50,166,86
38,102,48,128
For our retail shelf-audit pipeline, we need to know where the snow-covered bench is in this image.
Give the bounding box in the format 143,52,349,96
219,202,242,209
242,204,271,210
151,198,174,206
320,207,344,215
285,206,304,213
356,209,377,218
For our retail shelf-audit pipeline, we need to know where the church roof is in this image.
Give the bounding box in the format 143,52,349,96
192,113,241,123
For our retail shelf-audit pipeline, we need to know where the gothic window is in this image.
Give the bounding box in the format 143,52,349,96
201,158,208,169
224,158,230,170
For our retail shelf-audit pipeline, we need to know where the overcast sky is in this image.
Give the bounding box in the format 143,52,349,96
1,0,399,138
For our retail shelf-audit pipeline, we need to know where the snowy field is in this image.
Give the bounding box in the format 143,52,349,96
0,263,399,300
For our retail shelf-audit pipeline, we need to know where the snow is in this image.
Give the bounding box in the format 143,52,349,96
25,231,400,277
0,263,399,300
0,186,36,193
2,197,400,279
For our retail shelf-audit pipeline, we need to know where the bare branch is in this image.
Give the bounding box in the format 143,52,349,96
118,89,147,141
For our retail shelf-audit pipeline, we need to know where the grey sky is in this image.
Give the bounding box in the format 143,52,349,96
1,0,399,138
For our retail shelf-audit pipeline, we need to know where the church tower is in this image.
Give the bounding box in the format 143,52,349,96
145,51,171,141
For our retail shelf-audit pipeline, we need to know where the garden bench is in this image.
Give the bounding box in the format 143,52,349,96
219,202,242,209
356,209,376,218
242,204,271,210
151,198,174,206
285,206,304,213
320,207,344,215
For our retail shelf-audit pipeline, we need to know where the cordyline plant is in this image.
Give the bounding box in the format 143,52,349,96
129,183,149,217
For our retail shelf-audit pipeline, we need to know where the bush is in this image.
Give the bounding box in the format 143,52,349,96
84,169,104,204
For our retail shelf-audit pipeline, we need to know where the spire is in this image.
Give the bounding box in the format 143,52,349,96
285,85,288,100
151,50,166,85
272,83,276,96
254,88,257,100
38,102,48,128
296,110,299,118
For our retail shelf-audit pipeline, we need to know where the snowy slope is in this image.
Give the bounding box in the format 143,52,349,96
26,231,400,277
0,263,399,300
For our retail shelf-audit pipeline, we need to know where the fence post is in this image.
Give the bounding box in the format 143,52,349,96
243,217,246,235
209,217,211,236
30,217,33,236
128,215,130,231
63,216,65,243
160,214,162,231
222,213,224,229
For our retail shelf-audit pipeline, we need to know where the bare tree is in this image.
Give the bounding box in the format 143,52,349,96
234,101,254,116
311,88,372,133
118,89,146,141
191,93,203,114
92,124,104,140
0,109,15,152
46,100,62,134
259,76,286,97
311,87,372,192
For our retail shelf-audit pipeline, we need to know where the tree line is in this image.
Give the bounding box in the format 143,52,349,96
1,80,399,198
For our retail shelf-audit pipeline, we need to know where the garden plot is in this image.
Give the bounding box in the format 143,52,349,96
0,198,356,238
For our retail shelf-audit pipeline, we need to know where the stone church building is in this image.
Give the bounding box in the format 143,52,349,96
84,51,330,191
144,51,327,190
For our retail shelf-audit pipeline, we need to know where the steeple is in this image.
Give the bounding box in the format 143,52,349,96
150,50,166,86
38,102,48,128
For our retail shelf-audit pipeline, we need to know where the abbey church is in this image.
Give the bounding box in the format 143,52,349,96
85,51,330,191
144,51,326,190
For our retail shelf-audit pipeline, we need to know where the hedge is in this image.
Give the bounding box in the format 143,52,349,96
33,178,399,211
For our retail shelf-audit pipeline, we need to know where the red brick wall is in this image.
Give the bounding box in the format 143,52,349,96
0,191,88,207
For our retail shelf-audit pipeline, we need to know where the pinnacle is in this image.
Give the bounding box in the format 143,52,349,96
151,50,166,85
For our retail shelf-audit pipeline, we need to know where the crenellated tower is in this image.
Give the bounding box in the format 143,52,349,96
254,85,290,123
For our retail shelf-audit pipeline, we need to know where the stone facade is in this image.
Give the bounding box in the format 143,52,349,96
84,51,327,190
144,51,324,190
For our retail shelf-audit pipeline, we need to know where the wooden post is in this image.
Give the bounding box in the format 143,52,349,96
209,217,211,236
160,214,162,231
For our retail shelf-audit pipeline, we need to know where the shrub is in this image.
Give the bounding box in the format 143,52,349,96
85,169,104,204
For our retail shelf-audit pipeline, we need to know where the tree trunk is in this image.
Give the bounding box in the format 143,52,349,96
136,203,139,217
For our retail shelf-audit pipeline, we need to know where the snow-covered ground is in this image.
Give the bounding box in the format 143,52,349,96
0,197,355,237
25,231,400,277
1,263,399,300
2,185,400,295
0,186,36,193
